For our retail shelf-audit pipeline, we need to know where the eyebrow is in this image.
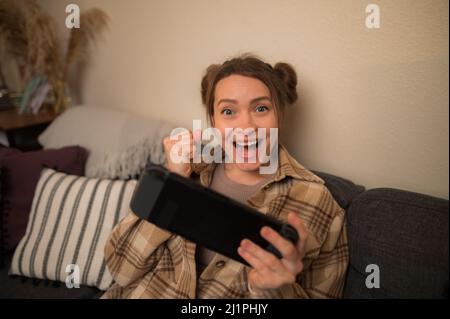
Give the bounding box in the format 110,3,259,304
217,96,271,105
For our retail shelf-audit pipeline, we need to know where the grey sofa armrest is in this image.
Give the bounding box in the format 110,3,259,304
313,171,365,209
344,188,449,298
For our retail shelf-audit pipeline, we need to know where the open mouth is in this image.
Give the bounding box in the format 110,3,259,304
233,140,260,149
233,139,259,149
231,139,263,160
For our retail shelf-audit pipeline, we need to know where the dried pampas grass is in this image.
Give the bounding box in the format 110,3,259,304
66,8,110,68
0,0,109,112
0,0,27,64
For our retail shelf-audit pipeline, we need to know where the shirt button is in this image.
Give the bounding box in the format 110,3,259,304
215,260,226,268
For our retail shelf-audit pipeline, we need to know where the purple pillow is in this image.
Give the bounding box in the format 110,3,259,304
0,145,88,251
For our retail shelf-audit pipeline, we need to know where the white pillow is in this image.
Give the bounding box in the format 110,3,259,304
10,168,137,290
38,105,174,179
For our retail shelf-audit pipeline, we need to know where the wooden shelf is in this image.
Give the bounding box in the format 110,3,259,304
0,105,62,151
0,105,60,131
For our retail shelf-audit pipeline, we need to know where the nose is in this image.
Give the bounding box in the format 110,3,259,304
236,111,257,131
234,112,258,141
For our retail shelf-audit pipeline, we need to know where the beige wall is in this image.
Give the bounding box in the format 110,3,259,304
34,0,449,199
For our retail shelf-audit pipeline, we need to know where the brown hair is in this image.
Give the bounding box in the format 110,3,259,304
201,54,298,125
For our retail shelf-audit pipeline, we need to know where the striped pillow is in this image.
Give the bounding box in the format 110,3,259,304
9,168,136,290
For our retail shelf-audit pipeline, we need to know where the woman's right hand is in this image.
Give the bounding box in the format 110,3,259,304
163,130,201,177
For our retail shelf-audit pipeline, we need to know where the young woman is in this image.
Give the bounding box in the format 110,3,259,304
102,55,348,298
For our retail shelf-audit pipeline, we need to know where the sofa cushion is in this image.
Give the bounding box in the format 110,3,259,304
313,171,365,209
38,105,174,179
344,188,449,298
0,252,102,299
0,145,88,251
9,168,136,291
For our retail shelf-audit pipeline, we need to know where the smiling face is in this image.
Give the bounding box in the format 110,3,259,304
212,74,279,172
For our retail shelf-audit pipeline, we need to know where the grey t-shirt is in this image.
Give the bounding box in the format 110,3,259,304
195,164,273,275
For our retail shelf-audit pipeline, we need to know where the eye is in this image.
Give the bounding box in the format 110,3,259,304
255,105,269,113
221,108,234,116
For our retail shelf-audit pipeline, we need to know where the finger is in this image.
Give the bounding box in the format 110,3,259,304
163,137,178,156
166,131,194,159
163,136,171,149
169,130,193,145
260,226,299,261
180,131,196,159
240,239,286,273
239,246,294,286
287,213,309,255
240,243,298,287
237,246,270,273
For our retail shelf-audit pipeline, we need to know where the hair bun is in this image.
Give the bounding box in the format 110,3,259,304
274,62,298,104
201,64,220,105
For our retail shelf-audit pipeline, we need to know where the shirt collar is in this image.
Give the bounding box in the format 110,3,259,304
273,144,325,184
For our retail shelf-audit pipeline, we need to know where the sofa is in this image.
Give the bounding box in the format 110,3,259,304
0,106,448,299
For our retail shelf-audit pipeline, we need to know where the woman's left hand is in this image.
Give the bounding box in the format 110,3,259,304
237,212,309,294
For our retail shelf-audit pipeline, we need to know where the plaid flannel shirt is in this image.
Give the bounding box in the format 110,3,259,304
102,145,349,298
